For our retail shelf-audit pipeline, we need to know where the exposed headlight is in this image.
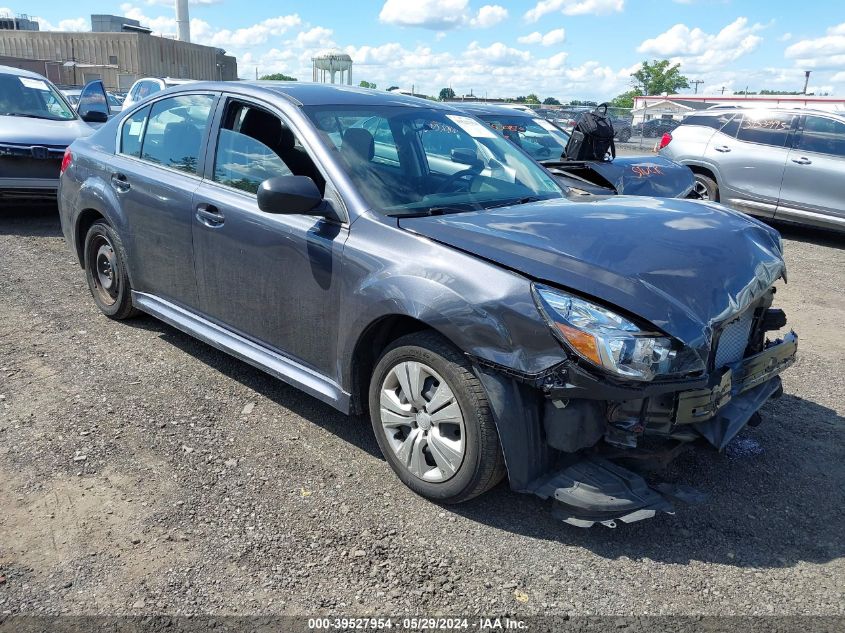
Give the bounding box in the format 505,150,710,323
533,285,705,381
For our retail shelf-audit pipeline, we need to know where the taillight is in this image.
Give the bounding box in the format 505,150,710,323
60,148,72,174
658,133,672,150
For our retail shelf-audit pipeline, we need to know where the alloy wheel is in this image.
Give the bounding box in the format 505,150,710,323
693,179,710,200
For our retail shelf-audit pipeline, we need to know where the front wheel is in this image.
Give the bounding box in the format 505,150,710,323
368,332,505,504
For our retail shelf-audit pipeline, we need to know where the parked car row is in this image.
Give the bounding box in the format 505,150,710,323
458,103,693,198
55,81,798,528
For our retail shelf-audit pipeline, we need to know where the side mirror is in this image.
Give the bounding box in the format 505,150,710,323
257,175,330,217
80,110,108,124
450,148,482,168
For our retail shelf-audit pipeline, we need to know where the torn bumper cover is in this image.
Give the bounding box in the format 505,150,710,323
677,332,797,448
474,332,797,528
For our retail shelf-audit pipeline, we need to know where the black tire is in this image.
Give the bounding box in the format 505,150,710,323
83,220,138,320
368,331,506,504
692,173,719,202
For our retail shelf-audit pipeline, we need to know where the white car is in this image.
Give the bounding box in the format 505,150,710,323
122,77,195,110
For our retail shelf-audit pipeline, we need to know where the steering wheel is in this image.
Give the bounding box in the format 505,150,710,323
436,168,482,194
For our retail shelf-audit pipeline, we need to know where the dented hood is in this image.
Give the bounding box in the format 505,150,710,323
544,155,695,198
399,196,784,357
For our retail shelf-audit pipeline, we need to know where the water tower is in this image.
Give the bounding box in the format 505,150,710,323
312,49,353,85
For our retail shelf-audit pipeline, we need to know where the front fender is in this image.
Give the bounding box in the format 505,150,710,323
338,265,567,391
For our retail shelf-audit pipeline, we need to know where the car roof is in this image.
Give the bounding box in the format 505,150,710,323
456,103,536,117
689,106,845,119
160,80,459,110
0,64,49,80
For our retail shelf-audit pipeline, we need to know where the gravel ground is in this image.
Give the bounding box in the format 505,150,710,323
0,205,843,618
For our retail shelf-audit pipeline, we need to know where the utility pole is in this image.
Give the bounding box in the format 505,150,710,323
691,79,704,94
803,70,811,95
720,86,726,96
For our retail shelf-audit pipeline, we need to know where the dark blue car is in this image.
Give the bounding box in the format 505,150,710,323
58,82,797,527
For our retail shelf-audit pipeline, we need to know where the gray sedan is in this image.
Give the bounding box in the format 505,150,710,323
59,82,797,527
660,108,845,232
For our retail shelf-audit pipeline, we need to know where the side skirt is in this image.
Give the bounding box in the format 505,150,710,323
131,291,350,413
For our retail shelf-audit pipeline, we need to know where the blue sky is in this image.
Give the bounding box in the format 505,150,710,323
13,0,845,100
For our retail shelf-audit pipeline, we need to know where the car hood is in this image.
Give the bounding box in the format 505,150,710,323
398,196,785,357
542,155,695,198
0,115,94,147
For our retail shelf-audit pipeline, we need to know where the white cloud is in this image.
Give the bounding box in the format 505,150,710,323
469,5,508,28
779,32,792,41
34,15,89,31
518,28,566,46
524,0,624,22
784,22,845,70
465,41,531,66
121,4,301,48
638,17,765,73
379,0,507,30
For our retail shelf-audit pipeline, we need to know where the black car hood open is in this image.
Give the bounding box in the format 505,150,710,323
543,155,695,198
399,196,785,359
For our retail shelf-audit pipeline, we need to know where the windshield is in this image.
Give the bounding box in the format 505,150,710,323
0,73,76,121
476,113,570,162
303,105,563,216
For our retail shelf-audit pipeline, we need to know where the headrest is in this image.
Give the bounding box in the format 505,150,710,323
240,108,294,152
341,128,375,161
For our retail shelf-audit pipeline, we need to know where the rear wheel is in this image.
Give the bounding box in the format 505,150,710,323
83,220,138,320
369,332,505,504
692,173,719,201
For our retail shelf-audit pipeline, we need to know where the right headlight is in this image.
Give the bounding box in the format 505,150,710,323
533,285,705,382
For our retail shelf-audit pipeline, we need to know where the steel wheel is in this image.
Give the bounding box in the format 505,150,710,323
378,360,466,483
89,234,120,306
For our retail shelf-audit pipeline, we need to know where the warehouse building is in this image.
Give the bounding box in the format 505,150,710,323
0,13,237,90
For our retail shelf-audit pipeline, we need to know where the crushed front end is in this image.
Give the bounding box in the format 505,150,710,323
473,286,797,528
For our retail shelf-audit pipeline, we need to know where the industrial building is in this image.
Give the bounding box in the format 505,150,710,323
0,12,237,90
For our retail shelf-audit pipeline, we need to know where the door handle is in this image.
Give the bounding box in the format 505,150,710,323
110,172,130,192
195,203,224,226
713,145,732,153
791,157,812,165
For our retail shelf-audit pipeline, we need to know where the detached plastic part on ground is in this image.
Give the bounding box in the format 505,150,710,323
530,456,708,528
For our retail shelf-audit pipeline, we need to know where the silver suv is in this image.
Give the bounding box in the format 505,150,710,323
660,108,845,232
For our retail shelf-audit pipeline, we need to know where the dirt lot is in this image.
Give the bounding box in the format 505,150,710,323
0,205,843,617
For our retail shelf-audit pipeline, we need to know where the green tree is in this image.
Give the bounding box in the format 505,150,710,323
359,80,377,89
525,93,541,104
259,73,297,81
387,85,399,91
568,99,597,106
542,96,561,105
609,88,642,109
438,87,456,101
631,59,689,96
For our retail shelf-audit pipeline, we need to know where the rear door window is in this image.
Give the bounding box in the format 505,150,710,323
735,112,796,148
140,94,215,174
120,105,151,157
798,116,845,157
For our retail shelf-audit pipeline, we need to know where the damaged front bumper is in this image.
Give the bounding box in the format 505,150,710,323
473,332,798,528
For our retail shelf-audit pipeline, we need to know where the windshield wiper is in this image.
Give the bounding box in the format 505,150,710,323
483,195,547,210
388,205,480,218
1,113,64,120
